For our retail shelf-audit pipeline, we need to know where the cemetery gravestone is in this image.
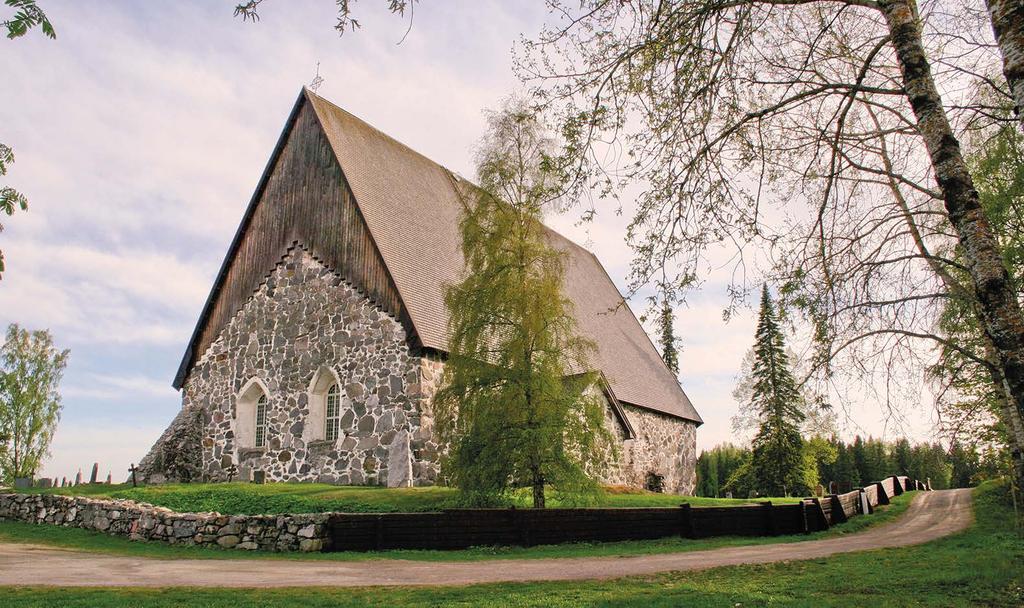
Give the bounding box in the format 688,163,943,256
13,478,32,489
252,470,266,484
75,470,82,485
38,478,52,489
89,463,99,484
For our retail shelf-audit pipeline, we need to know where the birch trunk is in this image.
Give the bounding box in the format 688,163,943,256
986,0,1024,122
879,0,1024,451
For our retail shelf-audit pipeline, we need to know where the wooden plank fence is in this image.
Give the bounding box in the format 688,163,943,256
326,476,929,552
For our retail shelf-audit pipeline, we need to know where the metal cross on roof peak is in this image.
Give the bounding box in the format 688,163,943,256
310,61,325,94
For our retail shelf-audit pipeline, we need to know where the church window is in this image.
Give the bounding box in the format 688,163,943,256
254,394,268,448
325,384,341,441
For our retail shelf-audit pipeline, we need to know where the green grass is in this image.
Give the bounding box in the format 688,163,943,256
21,481,800,514
0,491,917,563
0,483,1019,607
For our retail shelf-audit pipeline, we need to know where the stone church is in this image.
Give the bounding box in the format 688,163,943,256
139,89,702,493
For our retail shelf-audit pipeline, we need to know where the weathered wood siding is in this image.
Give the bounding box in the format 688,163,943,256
188,100,407,376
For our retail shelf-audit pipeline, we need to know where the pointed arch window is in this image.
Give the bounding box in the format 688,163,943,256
308,366,345,443
325,384,341,441
254,393,269,448
235,378,270,450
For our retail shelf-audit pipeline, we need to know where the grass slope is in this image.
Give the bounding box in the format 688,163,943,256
0,483,1020,607
0,491,916,562
20,482,800,514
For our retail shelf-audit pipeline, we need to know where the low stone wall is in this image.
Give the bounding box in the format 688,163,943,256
0,493,330,552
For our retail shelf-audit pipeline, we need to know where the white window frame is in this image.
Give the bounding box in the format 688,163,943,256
254,393,268,448
325,384,341,441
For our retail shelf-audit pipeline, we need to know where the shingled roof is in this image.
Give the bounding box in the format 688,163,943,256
176,89,701,424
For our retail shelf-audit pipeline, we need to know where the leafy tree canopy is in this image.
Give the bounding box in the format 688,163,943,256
0,323,68,483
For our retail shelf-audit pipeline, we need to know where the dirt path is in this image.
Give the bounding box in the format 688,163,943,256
0,488,972,588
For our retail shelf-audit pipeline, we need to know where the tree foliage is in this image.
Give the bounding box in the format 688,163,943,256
695,443,747,497
520,0,1024,485
433,100,612,508
1,1,53,279
0,324,68,483
234,0,415,37
747,286,806,496
3,0,53,40
657,298,680,375
0,143,28,280
931,122,1024,481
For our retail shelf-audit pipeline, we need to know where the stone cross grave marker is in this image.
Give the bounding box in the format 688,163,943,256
129,463,138,487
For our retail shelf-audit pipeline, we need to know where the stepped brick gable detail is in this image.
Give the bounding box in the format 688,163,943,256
140,89,701,493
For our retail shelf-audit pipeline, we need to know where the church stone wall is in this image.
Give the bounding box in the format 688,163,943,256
604,404,697,495
142,244,695,494
160,245,440,486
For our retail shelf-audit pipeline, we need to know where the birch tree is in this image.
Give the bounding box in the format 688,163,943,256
986,0,1024,121
0,324,68,483
519,0,1024,482
434,100,611,508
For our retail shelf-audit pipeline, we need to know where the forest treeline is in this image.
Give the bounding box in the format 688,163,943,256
695,437,999,498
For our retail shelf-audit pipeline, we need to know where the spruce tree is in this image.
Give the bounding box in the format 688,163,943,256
434,100,612,508
657,298,679,375
833,441,861,488
747,286,805,496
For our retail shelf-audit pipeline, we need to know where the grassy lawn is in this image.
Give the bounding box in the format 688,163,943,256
19,481,801,514
0,483,1018,607
0,491,916,562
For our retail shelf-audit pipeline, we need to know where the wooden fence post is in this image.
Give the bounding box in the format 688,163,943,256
762,501,776,536
679,503,695,539
829,495,848,524
875,482,890,505
858,489,872,515
809,497,829,530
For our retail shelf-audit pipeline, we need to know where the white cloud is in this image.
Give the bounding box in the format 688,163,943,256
0,0,942,476
63,373,178,401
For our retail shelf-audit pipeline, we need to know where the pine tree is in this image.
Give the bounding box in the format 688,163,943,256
657,298,679,375
434,100,612,508
747,286,805,496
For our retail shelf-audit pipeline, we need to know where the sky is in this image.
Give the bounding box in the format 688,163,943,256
0,1,937,483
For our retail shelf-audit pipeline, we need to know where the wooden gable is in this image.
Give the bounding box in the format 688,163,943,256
173,93,412,388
